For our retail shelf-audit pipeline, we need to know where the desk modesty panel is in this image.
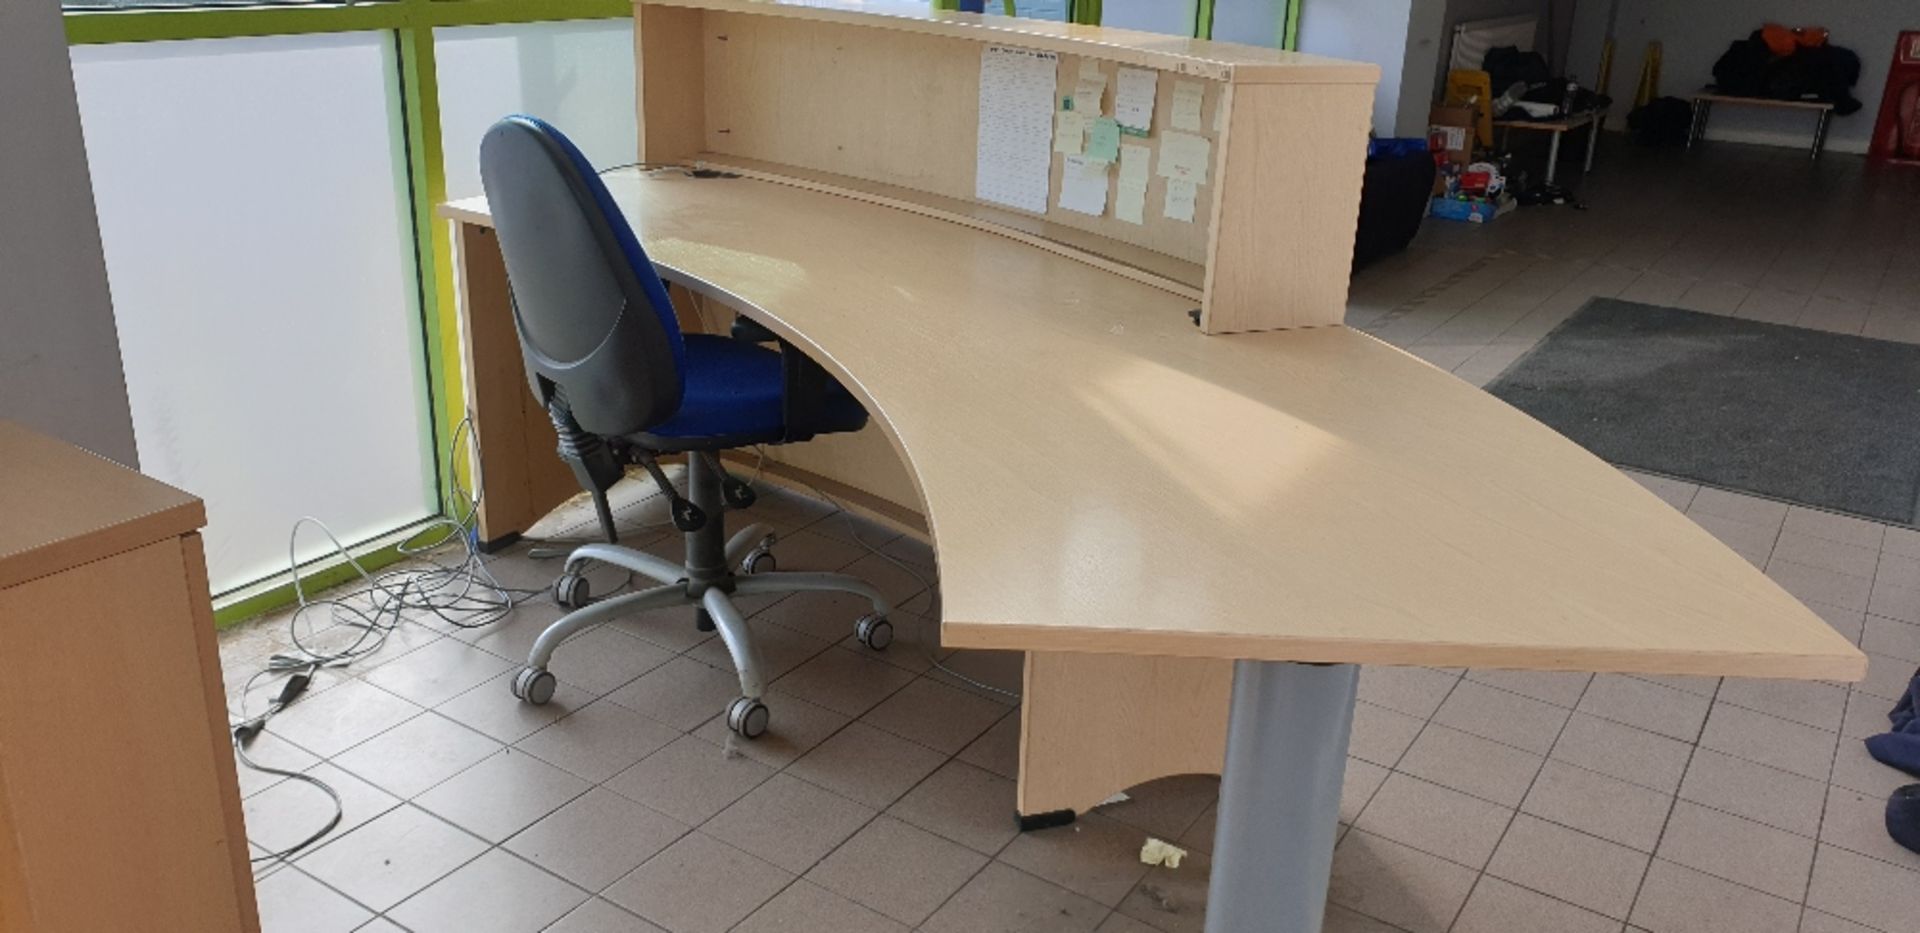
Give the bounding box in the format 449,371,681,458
443,172,1864,683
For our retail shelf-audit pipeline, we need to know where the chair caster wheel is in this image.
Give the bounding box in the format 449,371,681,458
727,696,770,739
741,537,777,575
511,667,557,706
553,573,590,610
855,614,893,651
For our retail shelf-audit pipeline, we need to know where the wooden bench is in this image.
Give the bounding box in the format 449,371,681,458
1689,90,1837,158
1493,107,1607,185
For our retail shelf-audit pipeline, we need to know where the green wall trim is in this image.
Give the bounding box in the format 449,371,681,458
1194,0,1213,38
213,534,417,627
66,0,629,46
1070,0,1100,26
1281,0,1300,50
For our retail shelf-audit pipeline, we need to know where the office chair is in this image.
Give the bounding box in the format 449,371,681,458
479,116,894,738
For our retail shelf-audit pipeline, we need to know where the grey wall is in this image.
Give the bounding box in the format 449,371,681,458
1569,0,1910,153
0,1,137,465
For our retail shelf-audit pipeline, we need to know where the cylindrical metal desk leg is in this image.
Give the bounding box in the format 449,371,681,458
1202,660,1360,933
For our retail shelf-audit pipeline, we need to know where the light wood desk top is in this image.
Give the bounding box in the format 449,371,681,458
442,173,1862,681
643,0,1378,84
0,420,204,589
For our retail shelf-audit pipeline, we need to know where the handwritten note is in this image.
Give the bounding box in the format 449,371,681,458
1086,117,1121,163
976,46,1059,213
1114,66,1158,132
1171,80,1205,132
1164,178,1197,222
1058,154,1110,216
1073,63,1106,114
1115,180,1146,224
1054,111,1088,154
1118,143,1151,186
1156,131,1211,186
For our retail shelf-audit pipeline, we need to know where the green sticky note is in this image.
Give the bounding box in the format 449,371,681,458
1087,117,1121,164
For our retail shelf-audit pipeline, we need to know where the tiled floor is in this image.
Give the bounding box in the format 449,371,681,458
225,140,1920,933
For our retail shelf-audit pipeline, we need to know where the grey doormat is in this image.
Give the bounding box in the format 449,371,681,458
1486,298,1920,526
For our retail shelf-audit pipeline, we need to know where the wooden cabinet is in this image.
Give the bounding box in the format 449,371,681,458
0,421,258,933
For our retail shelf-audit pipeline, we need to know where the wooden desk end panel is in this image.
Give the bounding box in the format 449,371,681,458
637,1,707,164
1018,652,1230,816
0,538,254,933
1202,81,1374,334
453,222,578,545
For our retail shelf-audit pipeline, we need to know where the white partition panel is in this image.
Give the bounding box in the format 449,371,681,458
435,19,640,201
71,34,435,594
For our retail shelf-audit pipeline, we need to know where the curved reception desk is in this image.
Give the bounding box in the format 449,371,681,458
441,3,1863,929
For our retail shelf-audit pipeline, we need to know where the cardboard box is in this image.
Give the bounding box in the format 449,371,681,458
1428,105,1477,166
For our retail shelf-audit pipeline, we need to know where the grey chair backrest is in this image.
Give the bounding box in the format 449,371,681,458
478,115,687,437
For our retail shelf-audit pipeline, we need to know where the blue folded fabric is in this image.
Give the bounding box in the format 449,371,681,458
1864,666,1920,777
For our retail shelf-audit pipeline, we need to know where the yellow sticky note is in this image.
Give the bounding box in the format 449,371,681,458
1164,178,1197,222
1157,131,1211,186
1118,143,1151,186
1054,110,1088,154
1171,80,1205,133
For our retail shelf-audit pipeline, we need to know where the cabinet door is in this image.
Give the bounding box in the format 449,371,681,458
0,536,255,933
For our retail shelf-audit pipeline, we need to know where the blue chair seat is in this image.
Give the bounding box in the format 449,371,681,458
639,334,867,447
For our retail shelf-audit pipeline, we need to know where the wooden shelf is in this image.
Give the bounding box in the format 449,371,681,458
690,155,1207,298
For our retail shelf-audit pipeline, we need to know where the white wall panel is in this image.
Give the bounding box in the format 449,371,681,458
71,33,435,593
435,19,639,201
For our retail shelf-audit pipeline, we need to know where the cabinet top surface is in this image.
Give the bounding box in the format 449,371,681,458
0,421,203,588
443,175,1861,681
641,0,1380,83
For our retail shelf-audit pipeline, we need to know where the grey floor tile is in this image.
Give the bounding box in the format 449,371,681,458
1395,723,1543,808
1521,759,1672,852
504,786,689,892
770,646,918,718
731,879,908,933
919,861,1107,933
1352,773,1511,869
245,762,401,857
1485,815,1648,920
267,679,421,759
332,712,502,799
702,773,876,874
514,698,681,783
604,734,775,826
1327,830,1476,933
604,832,794,933
805,815,987,925
388,848,587,933
544,897,668,932
414,748,591,843
1654,801,1814,900
861,676,1008,754
604,656,748,732
886,759,1021,855
362,636,513,709
298,805,488,912
786,721,947,809
1628,858,1801,933
687,692,850,769
1451,876,1617,933
998,810,1157,909
253,867,374,933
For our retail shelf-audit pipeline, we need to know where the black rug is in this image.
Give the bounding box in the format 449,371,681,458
1486,298,1920,526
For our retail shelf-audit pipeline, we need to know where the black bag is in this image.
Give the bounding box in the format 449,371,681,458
1353,142,1435,270
1627,97,1694,147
